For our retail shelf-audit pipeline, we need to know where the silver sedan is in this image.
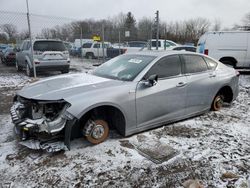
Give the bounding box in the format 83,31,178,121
10,51,239,151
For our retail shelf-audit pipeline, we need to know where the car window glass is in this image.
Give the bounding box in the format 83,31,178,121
21,41,27,51
203,57,218,70
151,41,161,47
188,47,196,52
26,42,30,50
184,55,208,74
82,43,92,48
33,41,66,51
93,55,156,81
93,43,100,48
103,43,110,48
165,42,171,47
145,55,182,79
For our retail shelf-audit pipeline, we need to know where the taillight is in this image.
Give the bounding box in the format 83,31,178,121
33,58,40,64
204,49,209,55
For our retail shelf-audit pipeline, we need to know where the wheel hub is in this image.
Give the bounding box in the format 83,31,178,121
91,124,105,140
215,96,223,108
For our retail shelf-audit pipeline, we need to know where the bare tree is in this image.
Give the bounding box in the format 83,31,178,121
0,24,17,41
40,28,52,39
137,17,153,41
212,19,222,31
242,12,250,26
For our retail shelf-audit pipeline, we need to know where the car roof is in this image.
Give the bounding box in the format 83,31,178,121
23,39,63,42
126,50,199,58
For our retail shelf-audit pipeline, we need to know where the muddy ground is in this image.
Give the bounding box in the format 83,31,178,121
0,59,249,188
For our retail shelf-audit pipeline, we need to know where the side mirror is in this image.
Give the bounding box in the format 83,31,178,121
144,74,158,87
15,48,21,52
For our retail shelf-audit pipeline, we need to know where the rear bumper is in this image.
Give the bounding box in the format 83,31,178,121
35,64,70,72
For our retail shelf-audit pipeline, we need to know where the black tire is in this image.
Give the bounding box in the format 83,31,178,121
221,61,235,68
211,94,224,111
61,69,69,74
85,119,109,144
26,64,33,77
86,53,94,59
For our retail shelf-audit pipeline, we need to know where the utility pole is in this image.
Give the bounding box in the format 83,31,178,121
102,24,105,63
26,0,36,78
155,10,159,50
80,27,83,59
118,31,121,55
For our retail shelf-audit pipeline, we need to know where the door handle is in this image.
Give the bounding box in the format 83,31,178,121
176,82,187,87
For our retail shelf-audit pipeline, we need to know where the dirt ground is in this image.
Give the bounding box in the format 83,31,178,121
0,59,249,188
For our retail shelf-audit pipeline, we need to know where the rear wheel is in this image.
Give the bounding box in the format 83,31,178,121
85,119,109,144
86,53,94,59
221,61,235,68
61,69,69,74
211,94,224,111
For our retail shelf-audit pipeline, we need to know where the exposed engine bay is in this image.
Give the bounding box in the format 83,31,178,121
10,95,73,152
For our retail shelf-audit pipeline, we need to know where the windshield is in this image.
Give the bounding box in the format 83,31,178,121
33,41,66,51
92,54,156,81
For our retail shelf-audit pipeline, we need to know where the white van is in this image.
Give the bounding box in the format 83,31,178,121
197,31,250,68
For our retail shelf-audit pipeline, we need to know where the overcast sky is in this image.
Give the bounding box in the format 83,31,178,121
1,0,250,28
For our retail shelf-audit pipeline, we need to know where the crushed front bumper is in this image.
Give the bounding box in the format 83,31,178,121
10,102,75,152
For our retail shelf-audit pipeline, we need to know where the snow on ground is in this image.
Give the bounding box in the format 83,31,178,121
0,62,249,187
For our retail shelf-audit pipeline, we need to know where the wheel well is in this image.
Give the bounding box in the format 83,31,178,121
219,57,237,66
86,52,94,56
217,86,233,103
79,105,126,136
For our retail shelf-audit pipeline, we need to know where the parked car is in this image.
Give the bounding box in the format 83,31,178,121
16,39,70,76
2,47,16,65
197,31,250,68
120,41,148,54
81,41,112,59
126,41,147,48
63,41,73,53
0,44,9,63
150,39,178,50
70,46,81,57
10,51,239,151
172,45,197,52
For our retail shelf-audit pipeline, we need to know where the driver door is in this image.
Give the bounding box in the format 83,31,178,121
136,55,187,128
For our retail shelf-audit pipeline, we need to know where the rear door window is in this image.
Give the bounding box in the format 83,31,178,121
33,41,66,51
93,43,100,48
183,55,208,74
203,57,218,70
82,43,92,48
145,55,182,79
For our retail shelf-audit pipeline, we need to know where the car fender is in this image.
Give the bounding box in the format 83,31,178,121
67,101,128,122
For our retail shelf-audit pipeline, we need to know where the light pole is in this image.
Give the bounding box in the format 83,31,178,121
26,0,36,78
155,10,159,50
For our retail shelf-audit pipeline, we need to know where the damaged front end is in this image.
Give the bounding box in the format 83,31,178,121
10,95,75,152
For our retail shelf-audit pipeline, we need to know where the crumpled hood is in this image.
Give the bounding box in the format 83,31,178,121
17,73,116,100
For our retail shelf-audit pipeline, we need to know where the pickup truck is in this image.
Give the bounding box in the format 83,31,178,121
81,42,126,59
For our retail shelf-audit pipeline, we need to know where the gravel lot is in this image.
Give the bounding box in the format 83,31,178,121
0,58,249,187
